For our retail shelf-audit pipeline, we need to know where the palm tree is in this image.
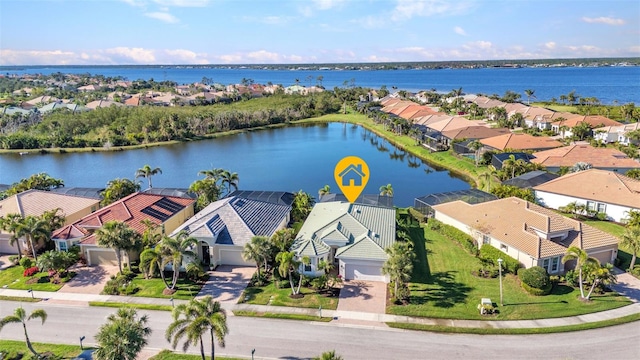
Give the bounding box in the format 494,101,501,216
139,247,171,286
381,242,415,298
0,213,25,259
100,178,141,206
198,168,224,182
313,350,344,360
0,306,48,358
220,170,239,195
620,226,640,271
379,183,394,196
166,296,228,360
478,165,497,192
524,89,536,105
624,209,640,228
276,251,302,295
157,232,198,290
16,215,48,261
468,140,483,167
242,236,271,279
94,308,151,360
135,164,162,189
95,220,142,274
584,263,616,300
318,184,331,199
562,246,599,299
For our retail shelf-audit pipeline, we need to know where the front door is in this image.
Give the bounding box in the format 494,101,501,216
201,244,210,266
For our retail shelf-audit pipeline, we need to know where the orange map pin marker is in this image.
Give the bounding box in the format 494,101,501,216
334,156,369,203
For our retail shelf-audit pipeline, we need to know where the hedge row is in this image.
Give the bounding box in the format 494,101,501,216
428,219,478,256
479,244,521,274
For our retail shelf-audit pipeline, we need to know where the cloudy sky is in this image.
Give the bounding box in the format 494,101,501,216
1,0,638,65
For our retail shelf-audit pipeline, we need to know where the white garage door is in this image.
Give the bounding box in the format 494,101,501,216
0,239,17,254
218,248,252,266
340,259,387,282
88,249,118,266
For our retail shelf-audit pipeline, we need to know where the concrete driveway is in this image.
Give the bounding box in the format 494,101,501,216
337,280,387,313
58,264,119,294
197,265,254,304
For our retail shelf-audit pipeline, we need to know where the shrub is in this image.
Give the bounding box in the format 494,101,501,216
19,257,33,269
479,244,521,274
631,265,640,278
8,255,19,265
428,219,478,256
518,266,551,289
23,266,39,277
102,272,138,295
521,280,553,296
564,269,579,287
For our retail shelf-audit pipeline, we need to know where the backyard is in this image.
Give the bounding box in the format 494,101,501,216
387,221,632,320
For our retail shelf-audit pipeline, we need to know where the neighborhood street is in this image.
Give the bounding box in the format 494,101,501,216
1,301,639,359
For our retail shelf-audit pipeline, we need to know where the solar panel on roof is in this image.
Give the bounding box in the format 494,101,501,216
154,198,185,213
140,207,171,222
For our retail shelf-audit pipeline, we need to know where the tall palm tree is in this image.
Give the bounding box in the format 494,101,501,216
584,263,617,300
562,246,599,299
624,209,640,228
276,251,302,296
95,220,142,274
166,296,228,360
17,215,48,260
0,213,25,259
467,140,483,167
524,89,536,105
220,170,239,195
318,184,331,199
382,242,415,297
159,231,197,290
0,306,48,358
620,226,640,271
94,308,151,360
100,178,141,206
379,183,394,196
198,168,224,182
139,247,171,286
135,164,162,189
478,165,497,192
242,236,270,279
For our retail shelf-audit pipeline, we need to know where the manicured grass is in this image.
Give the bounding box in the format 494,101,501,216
241,281,338,310
129,274,202,300
0,266,70,291
386,312,640,334
584,220,639,272
531,103,579,113
150,349,245,360
387,224,631,320
89,301,173,312
233,310,333,322
0,295,41,302
0,340,88,359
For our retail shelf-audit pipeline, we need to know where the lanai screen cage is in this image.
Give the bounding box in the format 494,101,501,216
414,189,497,217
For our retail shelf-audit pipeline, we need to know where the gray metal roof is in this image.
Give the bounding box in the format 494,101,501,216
318,193,394,208
227,190,294,206
501,170,559,188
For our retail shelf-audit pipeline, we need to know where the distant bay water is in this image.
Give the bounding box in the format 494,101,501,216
2,65,639,105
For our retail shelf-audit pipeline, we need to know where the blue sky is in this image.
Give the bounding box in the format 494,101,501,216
1,0,638,65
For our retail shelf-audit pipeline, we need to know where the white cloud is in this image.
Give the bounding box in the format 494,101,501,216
104,47,157,63
313,0,346,10
454,26,467,36
582,16,625,25
144,12,179,23
391,0,474,21
152,0,210,7
544,41,556,50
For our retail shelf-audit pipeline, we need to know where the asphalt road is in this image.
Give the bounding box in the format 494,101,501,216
1,301,639,360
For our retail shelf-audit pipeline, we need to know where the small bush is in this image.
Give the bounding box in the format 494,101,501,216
631,265,640,278
102,272,138,295
479,245,521,274
23,266,39,277
564,269,579,287
595,212,608,221
521,280,553,296
19,257,33,269
518,266,550,289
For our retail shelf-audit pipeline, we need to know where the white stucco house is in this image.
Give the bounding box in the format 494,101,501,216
291,201,396,283
534,169,640,223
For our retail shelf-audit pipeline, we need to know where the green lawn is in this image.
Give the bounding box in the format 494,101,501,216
241,281,338,310
387,224,631,320
150,349,244,360
233,310,333,322
0,340,87,359
0,266,70,291
130,274,203,300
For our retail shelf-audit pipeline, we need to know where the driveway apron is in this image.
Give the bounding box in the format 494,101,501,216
337,280,387,313
197,265,254,303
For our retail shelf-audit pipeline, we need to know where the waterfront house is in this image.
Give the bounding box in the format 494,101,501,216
534,169,640,223
530,144,640,174
51,192,194,266
480,133,563,151
550,115,621,139
169,191,292,268
0,190,100,255
594,122,640,145
291,201,396,282
433,197,618,273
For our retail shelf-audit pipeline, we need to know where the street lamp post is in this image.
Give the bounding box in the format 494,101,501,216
27,288,34,299
170,297,174,308
497,258,503,306
79,336,85,350
251,349,255,360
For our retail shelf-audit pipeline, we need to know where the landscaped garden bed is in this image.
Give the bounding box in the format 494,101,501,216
0,265,74,292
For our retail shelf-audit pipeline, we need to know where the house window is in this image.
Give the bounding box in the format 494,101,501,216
482,235,490,244
59,242,68,252
500,244,508,252
542,258,549,270
597,203,606,213
586,201,595,211
551,257,559,272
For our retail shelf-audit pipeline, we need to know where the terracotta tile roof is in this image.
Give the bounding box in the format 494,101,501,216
551,115,622,128
531,144,640,169
433,197,618,259
534,169,640,209
407,108,443,120
52,192,194,245
480,133,563,151
0,189,99,219
441,126,511,140
427,117,483,132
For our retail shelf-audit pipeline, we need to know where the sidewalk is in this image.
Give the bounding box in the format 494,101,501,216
2,287,639,329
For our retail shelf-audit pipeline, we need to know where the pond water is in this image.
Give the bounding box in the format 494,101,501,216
0,123,470,207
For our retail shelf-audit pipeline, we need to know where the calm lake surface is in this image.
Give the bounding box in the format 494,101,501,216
0,123,470,207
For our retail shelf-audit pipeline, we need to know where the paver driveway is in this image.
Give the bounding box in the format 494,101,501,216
197,265,254,303
337,280,387,313
59,264,119,294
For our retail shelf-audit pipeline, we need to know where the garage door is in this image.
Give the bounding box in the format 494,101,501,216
88,249,118,266
0,239,17,254
340,260,387,282
591,250,614,265
218,248,253,266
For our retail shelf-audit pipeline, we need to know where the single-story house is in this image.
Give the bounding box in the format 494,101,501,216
551,116,622,139
594,122,640,146
51,192,194,266
534,169,640,223
0,190,100,255
169,190,293,268
291,201,396,282
481,133,563,152
433,197,619,273
530,144,640,174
